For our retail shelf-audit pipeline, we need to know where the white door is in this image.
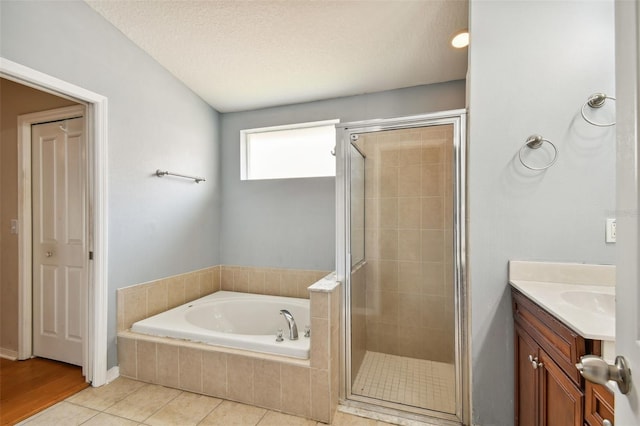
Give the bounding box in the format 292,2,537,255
32,116,86,366
615,0,640,424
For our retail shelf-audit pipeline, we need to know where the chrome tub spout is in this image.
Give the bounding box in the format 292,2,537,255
279,309,298,340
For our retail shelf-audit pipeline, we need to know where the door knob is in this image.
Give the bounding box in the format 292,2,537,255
45,251,53,257
528,354,543,369
576,355,632,394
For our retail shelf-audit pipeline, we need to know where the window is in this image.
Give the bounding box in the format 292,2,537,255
240,119,338,180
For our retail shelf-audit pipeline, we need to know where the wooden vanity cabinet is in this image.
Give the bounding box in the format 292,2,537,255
512,288,609,426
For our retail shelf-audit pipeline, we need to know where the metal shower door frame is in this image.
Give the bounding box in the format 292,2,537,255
335,109,468,425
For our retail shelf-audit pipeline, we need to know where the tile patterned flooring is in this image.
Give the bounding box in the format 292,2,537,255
352,352,455,414
17,377,395,426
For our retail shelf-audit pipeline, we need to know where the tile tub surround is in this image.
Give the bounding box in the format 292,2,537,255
117,265,330,332
117,277,340,424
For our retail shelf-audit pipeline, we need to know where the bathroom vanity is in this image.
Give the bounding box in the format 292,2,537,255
509,261,616,426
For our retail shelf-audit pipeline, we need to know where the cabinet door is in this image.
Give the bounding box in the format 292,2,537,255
516,326,538,426
538,348,584,426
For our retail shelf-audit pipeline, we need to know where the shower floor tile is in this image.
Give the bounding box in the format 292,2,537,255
352,351,455,414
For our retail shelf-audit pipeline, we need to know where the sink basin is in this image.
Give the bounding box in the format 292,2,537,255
561,290,615,316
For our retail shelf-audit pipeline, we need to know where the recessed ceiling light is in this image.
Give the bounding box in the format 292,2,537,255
451,30,469,49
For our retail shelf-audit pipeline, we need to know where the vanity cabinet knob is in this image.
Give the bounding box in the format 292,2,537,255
603,419,613,426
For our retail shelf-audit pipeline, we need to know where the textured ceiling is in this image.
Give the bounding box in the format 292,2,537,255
86,0,468,113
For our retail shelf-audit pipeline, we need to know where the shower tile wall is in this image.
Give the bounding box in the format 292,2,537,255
361,125,454,363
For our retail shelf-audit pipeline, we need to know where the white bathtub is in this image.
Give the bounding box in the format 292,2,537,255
131,291,311,359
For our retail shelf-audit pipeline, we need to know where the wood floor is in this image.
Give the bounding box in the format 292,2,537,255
0,357,88,426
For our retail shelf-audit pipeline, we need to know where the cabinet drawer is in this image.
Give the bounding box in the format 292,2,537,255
585,382,614,426
512,289,588,385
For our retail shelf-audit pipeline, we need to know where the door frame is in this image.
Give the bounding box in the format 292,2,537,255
19,105,87,367
1,57,109,386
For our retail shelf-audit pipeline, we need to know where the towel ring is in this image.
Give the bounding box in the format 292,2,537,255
519,135,558,171
581,93,616,127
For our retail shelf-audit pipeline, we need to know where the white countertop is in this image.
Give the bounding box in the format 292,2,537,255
509,261,615,341
510,279,615,340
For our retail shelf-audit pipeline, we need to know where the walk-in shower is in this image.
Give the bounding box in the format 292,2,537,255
336,111,468,424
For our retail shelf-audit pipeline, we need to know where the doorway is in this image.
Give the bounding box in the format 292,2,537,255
336,111,468,424
1,57,109,386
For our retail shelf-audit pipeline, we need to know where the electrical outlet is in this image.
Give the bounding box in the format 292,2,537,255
10,219,18,235
606,218,616,243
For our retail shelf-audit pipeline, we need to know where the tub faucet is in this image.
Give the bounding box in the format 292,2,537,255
279,309,298,340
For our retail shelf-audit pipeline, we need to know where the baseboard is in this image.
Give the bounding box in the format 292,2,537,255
0,347,18,360
104,366,119,384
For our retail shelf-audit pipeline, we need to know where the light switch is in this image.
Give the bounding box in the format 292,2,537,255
10,219,18,235
605,218,616,243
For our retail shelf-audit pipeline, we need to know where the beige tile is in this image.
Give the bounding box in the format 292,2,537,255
379,146,398,167
184,273,200,302
331,410,378,426
379,167,397,198
421,163,444,196
398,230,420,261
227,355,254,404
310,292,329,319
157,343,180,388
264,270,281,296
20,401,98,426
221,268,234,291
422,196,444,230
117,336,137,379
81,412,138,426
379,292,398,325
423,261,445,295
167,276,186,309
203,351,227,399
234,269,249,293
310,317,329,369
397,261,421,293
397,197,421,229
117,290,125,332
66,377,146,411
179,347,203,393
310,368,330,423
253,359,281,410
199,400,266,426
378,229,397,260
397,293,422,325
104,384,181,423
377,260,397,291
258,410,316,426
248,270,266,294
137,340,157,383
212,266,221,292
146,280,168,318
422,143,444,164
145,392,221,426
280,271,299,298
398,146,422,167
199,270,215,296
123,286,146,331
378,198,397,228
281,364,310,418
422,230,444,262
397,164,421,197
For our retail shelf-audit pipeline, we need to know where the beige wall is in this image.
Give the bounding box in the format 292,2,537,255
361,125,455,363
0,78,77,354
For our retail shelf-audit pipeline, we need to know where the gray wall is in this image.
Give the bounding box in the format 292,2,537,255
468,1,615,424
220,82,466,270
0,0,221,368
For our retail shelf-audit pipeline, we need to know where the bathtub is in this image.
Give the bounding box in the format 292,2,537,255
131,291,311,359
